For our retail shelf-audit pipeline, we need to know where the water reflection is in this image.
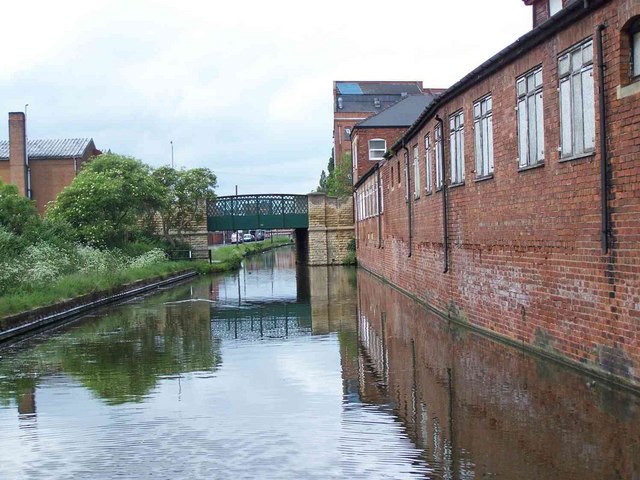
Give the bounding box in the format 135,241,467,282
0,248,638,479
0,281,222,408
356,269,640,479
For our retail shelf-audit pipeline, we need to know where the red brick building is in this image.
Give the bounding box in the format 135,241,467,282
351,93,437,185
355,0,640,389
333,81,442,168
0,112,100,213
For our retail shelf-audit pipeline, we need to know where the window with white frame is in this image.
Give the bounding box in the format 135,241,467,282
558,40,595,158
517,67,545,168
424,133,432,193
404,151,410,202
369,139,386,161
631,18,640,78
549,0,562,16
473,95,494,178
352,137,358,178
345,128,351,141
435,125,443,189
449,111,465,184
413,145,420,199
356,176,380,221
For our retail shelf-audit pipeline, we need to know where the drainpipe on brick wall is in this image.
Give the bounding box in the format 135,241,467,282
376,164,382,248
436,115,449,273
403,144,412,258
596,23,610,254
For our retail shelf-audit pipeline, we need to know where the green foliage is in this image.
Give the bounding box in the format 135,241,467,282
47,153,164,247
0,180,40,236
326,151,353,197
316,170,328,193
152,166,217,245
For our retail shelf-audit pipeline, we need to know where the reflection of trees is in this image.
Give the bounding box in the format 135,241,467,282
0,287,221,406
56,307,221,404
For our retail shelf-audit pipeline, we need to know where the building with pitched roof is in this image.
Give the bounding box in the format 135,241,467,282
351,93,437,185
0,112,100,213
332,81,444,169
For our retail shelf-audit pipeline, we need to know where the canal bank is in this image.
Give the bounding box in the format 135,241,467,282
0,239,291,343
0,246,637,479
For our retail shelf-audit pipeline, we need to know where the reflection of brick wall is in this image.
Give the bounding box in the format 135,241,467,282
357,269,640,479
356,0,640,388
307,193,354,265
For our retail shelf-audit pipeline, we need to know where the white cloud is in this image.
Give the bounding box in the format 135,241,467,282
0,0,531,195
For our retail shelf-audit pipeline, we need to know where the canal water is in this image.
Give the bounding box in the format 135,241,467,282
0,246,638,479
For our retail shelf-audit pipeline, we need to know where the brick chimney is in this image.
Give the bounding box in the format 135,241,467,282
8,112,27,196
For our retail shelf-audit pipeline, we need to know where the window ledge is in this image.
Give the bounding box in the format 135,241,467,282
424,189,433,196
449,181,465,189
518,162,545,172
474,174,494,183
559,152,595,163
617,80,640,99
435,187,443,193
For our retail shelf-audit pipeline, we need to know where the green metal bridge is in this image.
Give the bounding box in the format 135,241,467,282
207,194,308,231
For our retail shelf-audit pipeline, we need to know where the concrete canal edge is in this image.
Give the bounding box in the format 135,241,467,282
0,270,198,344
359,266,640,397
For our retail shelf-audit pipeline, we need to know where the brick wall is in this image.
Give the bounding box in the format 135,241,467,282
355,0,640,388
357,269,640,478
334,111,369,167
352,127,406,183
307,193,354,265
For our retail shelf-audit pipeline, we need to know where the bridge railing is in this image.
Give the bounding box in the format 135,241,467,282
207,194,308,230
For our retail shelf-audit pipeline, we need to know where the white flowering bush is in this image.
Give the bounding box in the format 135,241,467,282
75,245,127,274
23,243,75,284
128,248,167,269
0,243,170,295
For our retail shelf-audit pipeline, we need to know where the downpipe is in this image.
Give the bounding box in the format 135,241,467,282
403,144,413,257
436,115,449,273
596,23,609,253
376,165,382,248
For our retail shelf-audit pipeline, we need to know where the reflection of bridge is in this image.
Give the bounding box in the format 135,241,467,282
207,194,309,231
205,193,354,266
210,301,312,340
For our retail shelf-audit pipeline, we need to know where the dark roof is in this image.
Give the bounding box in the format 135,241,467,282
0,138,95,160
336,81,423,96
388,0,608,156
354,94,437,129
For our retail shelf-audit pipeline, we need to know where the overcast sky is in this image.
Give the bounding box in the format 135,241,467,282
1,1,531,196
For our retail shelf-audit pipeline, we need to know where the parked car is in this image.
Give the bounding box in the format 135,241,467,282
255,230,265,241
243,233,254,242
231,232,243,244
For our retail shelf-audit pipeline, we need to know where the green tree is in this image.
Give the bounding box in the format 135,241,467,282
316,170,328,193
326,151,353,197
0,180,40,236
47,153,164,247
152,166,217,245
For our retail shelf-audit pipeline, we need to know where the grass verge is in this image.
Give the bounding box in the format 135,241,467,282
0,237,292,320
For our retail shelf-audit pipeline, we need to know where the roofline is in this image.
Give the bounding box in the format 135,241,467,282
387,0,609,157
353,123,413,131
353,162,380,191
